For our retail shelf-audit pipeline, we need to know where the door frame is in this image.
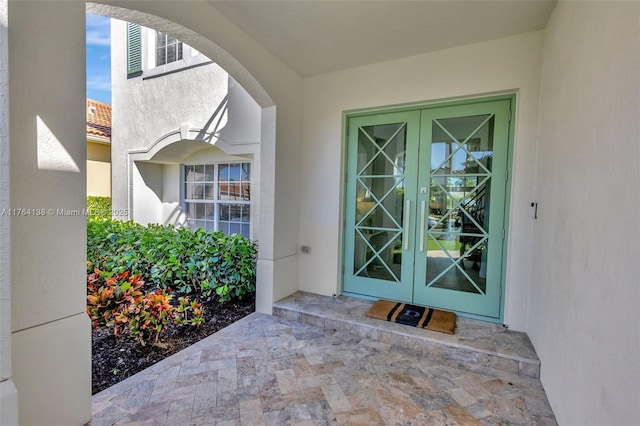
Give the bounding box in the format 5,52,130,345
339,93,517,323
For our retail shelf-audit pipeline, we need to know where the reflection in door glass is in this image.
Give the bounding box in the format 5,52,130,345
426,114,494,294
353,123,406,282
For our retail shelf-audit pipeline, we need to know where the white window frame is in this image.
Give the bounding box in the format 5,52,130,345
140,27,211,78
155,31,183,67
182,162,251,238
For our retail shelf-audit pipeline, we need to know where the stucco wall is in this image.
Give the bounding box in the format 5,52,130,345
7,1,91,425
132,161,163,225
88,140,111,162
301,31,543,330
529,2,640,424
111,18,261,222
0,0,9,385
87,160,111,197
0,0,18,424
87,141,111,197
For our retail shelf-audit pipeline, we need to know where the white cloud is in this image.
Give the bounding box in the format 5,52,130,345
86,14,110,29
87,30,110,47
87,74,111,92
86,14,110,46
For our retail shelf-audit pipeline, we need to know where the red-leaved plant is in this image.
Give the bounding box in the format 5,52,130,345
87,267,204,346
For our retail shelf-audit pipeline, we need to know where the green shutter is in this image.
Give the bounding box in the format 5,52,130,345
126,22,142,75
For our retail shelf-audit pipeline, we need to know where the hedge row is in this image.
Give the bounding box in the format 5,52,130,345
87,218,257,302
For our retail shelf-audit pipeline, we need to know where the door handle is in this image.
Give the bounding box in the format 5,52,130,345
420,200,426,252
404,200,411,250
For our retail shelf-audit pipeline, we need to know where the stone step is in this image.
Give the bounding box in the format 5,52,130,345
273,292,540,379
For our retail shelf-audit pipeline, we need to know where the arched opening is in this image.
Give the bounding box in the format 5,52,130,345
3,2,295,424
84,2,273,394
87,3,274,109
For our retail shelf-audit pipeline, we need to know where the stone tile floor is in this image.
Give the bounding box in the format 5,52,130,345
89,311,557,425
274,292,541,379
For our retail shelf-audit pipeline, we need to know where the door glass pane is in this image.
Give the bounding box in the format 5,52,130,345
353,123,406,282
425,115,494,294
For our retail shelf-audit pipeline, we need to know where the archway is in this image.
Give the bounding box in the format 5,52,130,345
87,2,283,316
3,2,303,424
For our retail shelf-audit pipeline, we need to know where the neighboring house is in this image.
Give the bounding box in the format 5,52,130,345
110,21,261,239
86,98,111,197
1,2,639,426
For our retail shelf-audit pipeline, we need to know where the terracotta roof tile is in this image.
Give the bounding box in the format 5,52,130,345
87,98,111,140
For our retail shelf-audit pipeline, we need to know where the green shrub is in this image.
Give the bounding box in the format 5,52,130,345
87,196,112,221
87,219,257,301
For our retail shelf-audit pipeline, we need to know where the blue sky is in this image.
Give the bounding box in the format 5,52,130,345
86,14,111,104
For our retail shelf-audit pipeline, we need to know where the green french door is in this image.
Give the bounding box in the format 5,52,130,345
343,98,512,319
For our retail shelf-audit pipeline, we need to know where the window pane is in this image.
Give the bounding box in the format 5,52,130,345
204,203,215,220
219,164,229,181
219,222,229,235
241,205,250,223
166,44,176,63
184,182,194,199
229,223,241,235
186,202,195,217
185,166,196,182
194,220,205,230
204,165,215,182
156,32,166,47
156,48,165,66
230,204,242,220
229,163,241,181
227,182,240,200
205,183,215,200
177,42,183,61
241,224,250,238
240,183,250,201
195,203,204,219
242,163,251,181
197,183,206,199
155,32,182,66
219,182,230,200
219,204,229,221
194,165,204,181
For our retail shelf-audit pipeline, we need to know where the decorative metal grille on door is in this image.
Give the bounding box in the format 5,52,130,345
425,114,495,295
353,123,407,283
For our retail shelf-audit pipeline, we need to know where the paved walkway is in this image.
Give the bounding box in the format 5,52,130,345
89,313,557,425
274,292,541,379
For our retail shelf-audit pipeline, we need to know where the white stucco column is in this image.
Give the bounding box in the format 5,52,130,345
0,0,18,424
8,2,91,425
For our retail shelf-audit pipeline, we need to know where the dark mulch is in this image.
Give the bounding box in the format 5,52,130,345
91,295,255,394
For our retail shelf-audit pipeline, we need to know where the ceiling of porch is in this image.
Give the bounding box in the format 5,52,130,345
209,0,557,77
